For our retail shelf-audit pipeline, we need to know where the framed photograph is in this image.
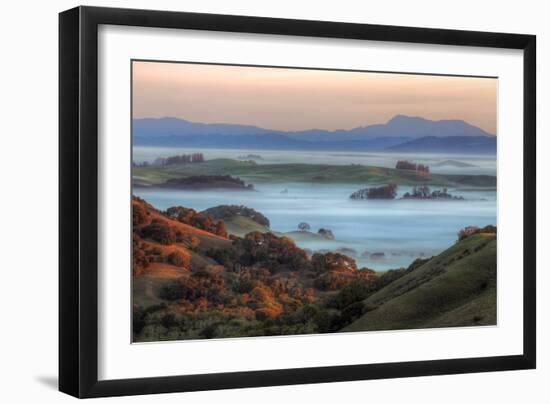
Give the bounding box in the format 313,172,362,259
59,6,536,398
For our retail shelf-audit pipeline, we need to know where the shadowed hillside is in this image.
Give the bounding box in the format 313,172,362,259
344,233,496,332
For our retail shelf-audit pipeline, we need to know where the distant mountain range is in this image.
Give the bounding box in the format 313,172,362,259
133,115,496,154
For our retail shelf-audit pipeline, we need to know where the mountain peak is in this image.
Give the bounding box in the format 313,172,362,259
388,114,420,122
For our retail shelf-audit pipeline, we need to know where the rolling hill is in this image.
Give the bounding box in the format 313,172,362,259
132,158,497,187
343,233,497,332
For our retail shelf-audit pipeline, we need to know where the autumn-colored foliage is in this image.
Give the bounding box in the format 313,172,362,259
396,160,430,174
458,225,497,241
133,201,149,227
312,252,357,273
140,218,176,245
232,232,309,273
165,206,228,237
131,196,410,341
132,234,149,276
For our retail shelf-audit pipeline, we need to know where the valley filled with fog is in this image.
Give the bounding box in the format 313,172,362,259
133,147,496,271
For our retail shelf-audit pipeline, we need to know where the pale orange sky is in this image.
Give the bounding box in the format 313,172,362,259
132,61,497,134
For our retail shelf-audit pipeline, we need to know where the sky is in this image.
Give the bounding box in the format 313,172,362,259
132,61,497,134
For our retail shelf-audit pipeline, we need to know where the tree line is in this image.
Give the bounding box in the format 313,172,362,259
154,153,205,166
395,160,430,174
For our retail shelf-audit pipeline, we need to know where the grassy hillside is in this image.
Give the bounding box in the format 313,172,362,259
201,212,332,243
223,215,270,237
133,158,496,187
343,233,496,332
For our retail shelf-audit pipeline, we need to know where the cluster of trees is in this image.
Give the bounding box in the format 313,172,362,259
160,270,226,304
202,205,270,227
395,160,430,174
133,197,211,277
457,225,497,241
165,206,228,237
312,252,357,273
402,186,464,200
297,222,335,239
132,231,192,275
132,254,426,341
153,153,205,166
207,232,309,274
350,184,398,200
140,218,178,245
310,252,375,291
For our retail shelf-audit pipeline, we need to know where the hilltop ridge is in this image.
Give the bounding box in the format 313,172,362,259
133,115,496,153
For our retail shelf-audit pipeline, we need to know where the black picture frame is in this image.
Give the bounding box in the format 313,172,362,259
59,5,536,398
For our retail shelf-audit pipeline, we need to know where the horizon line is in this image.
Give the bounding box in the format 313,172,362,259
132,114,496,136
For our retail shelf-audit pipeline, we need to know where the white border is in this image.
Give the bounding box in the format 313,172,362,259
98,25,524,381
